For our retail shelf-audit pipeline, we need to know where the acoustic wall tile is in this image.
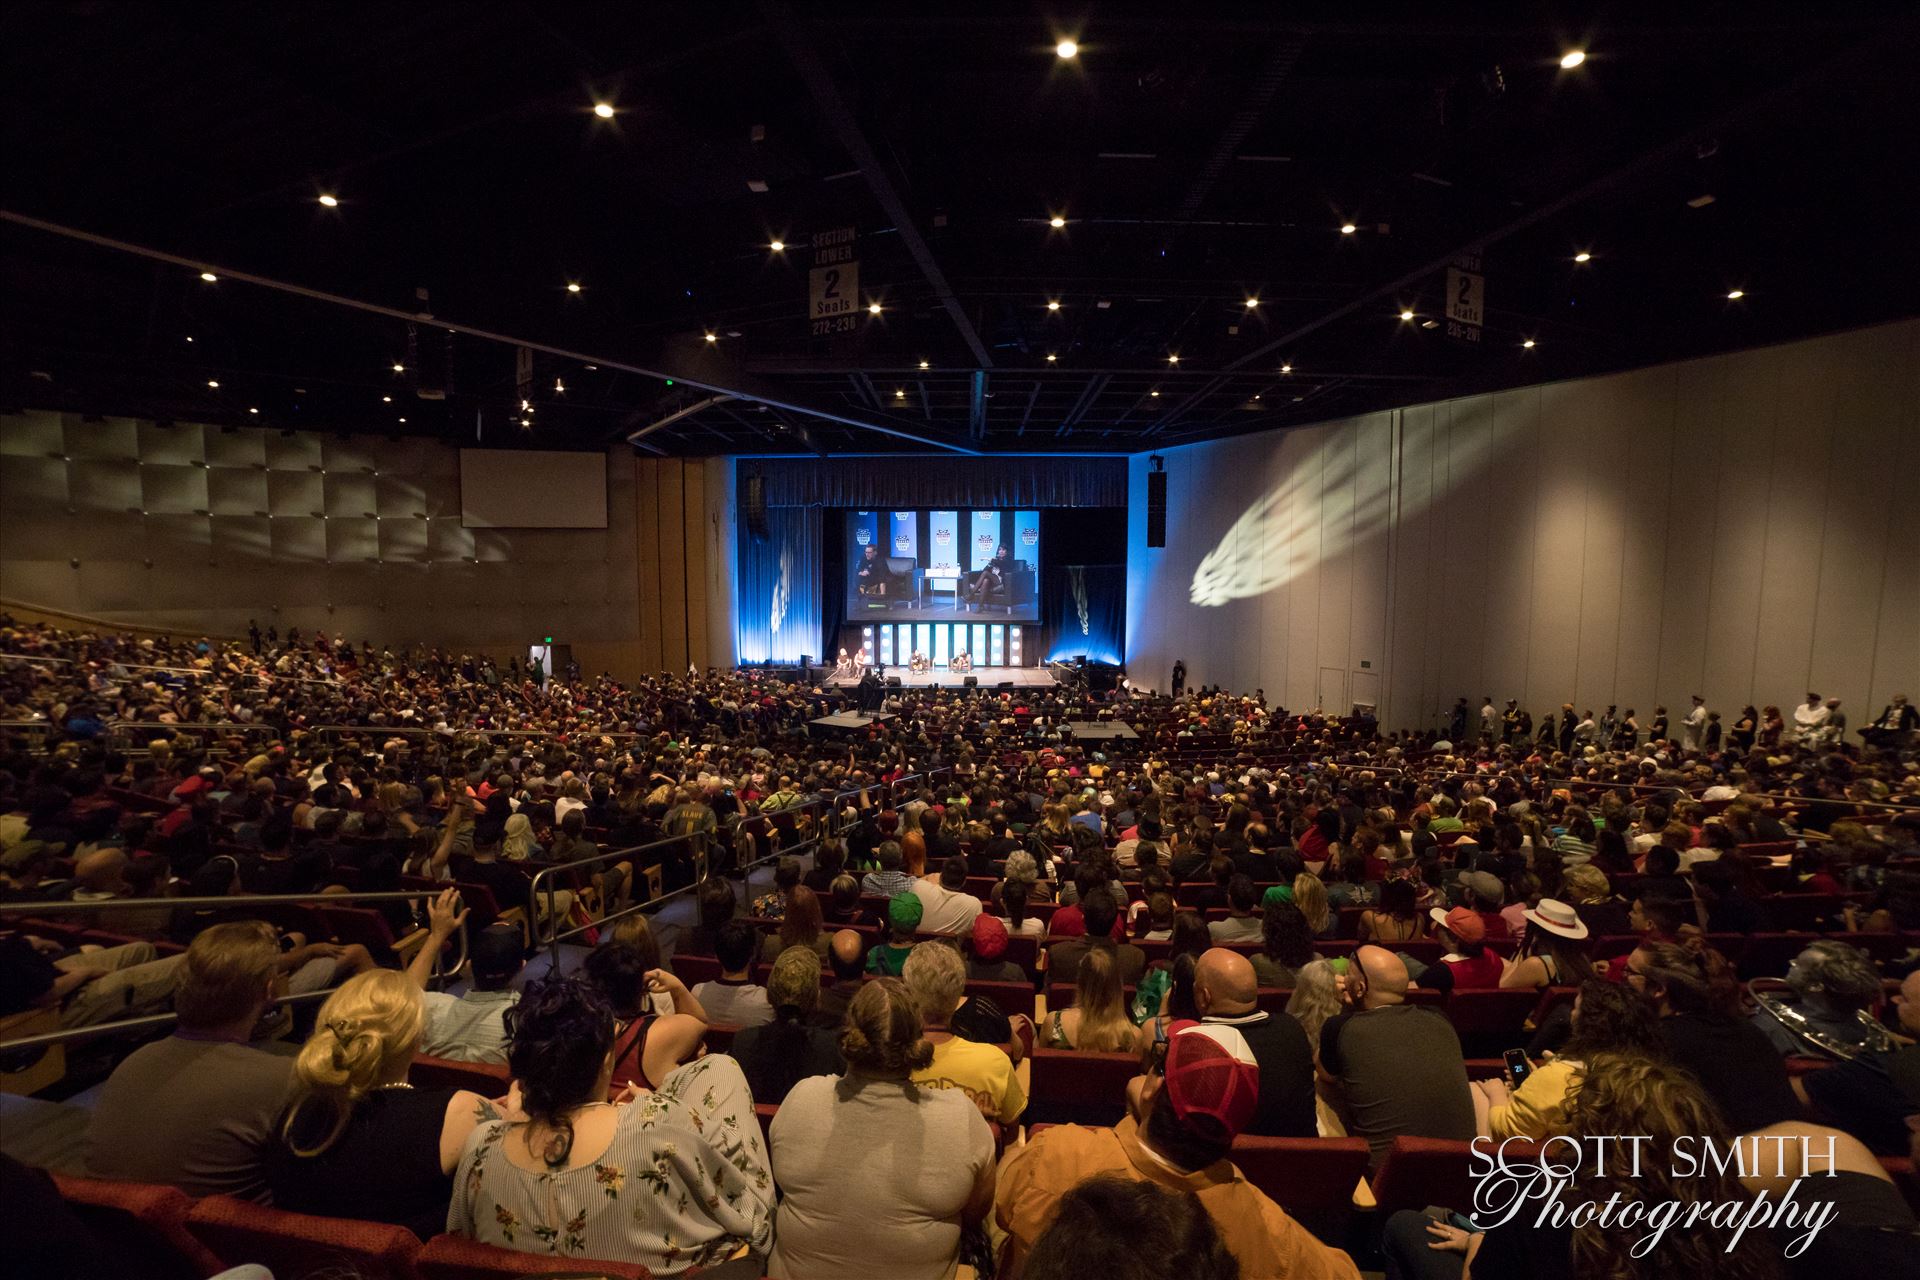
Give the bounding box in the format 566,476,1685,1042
136,421,206,465
320,437,377,474
69,458,143,510
0,505,74,559
142,514,213,564
0,454,71,514
269,516,325,561
63,416,139,459
377,518,429,560
266,469,323,513
375,475,426,517
208,467,270,515
366,436,429,475
205,427,268,469
427,518,475,561
322,472,376,516
140,464,210,514
210,516,274,560
0,410,65,456
325,519,378,562
265,432,323,471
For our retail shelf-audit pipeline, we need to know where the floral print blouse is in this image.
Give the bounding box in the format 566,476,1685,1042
448,1055,773,1274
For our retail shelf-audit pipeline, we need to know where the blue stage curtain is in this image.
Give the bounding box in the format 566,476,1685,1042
1045,564,1126,665
735,505,823,663
739,456,1125,509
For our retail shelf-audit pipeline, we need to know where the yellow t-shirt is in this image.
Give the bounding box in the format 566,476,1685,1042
1487,1057,1582,1140
911,1036,1026,1124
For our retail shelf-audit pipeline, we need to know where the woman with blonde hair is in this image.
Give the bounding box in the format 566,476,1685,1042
1292,871,1335,939
1041,945,1136,1052
268,969,500,1238
500,811,542,861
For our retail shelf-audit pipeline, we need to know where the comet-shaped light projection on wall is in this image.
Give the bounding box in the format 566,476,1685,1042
770,544,792,635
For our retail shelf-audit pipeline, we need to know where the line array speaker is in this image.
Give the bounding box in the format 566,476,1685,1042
1146,468,1167,547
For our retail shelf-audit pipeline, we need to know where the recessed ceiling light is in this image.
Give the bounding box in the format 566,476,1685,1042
1049,215,1066,229
248,407,259,414
207,379,219,388
1167,354,1180,364
1245,298,1260,309
382,396,392,403
566,282,582,293
1149,389,1160,397
1560,50,1587,69
704,332,718,343
769,239,785,252
317,193,338,208
199,272,217,282
1280,363,1292,374
593,102,615,119
868,302,882,315
895,388,905,397
1687,193,1717,209
398,416,407,423
1339,223,1356,235
1726,289,1745,300
1047,300,1061,311
184,335,193,342
1421,319,1438,329
554,378,566,394
1045,354,1058,363
1522,339,1537,349
918,360,929,370
1573,251,1591,263
1399,309,1415,321
391,363,404,373
1056,39,1078,59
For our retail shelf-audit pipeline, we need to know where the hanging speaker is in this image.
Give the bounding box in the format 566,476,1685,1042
1146,468,1167,548
744,474,769,540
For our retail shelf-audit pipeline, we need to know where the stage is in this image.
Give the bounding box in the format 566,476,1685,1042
822,667,1059,689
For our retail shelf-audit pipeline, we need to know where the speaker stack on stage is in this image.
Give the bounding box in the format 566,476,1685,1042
1146,455,1167,548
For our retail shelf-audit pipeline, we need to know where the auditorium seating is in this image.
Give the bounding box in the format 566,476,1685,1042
185,1195,422,1280
50,1173,225,1280
417,1233,655,1279
1026,1047,1141,1126
1231,1136,1373,1243
408,1053,512,1094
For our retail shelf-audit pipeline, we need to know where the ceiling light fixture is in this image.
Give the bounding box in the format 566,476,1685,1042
391,363,404,373
1049,215,1066,228
769,239,785,252
1560,50,1587,69
566,282,582,293
554,378,566,393
381,396,391,403
1339,223,1356,235
206,379,219,388
1167,354,1180,364
1045,353,1057,362
1281,363,1292,373
593,102,615,119
1573,251,1591,263
1056,39,1078,59
398,416,407,423
868,302,882,315
1399,309,1415,321
1149,389,1160,397
248,407,259,414
1726,289,1745,299
1522,339,1537,349
199,271,217,282
1047,300,1061,311
317,193,338,207
918,360,930,370
1245,297,1260,309
704,331,718,342
895,388,905,397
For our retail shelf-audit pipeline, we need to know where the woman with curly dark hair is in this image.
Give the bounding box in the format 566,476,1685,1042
1251,899,1316,988
766,977,997,1280
446,976,771,1274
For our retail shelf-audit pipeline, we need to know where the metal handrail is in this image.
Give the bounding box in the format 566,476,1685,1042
0,986,343,1056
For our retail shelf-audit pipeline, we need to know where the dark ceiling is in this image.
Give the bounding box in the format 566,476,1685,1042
3,1,1916,456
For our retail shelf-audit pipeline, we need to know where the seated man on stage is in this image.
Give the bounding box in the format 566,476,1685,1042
965,544,1013,610
856,544,896,597
950,650,972,674
908,650,931,674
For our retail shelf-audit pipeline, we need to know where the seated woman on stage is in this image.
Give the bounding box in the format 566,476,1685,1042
964,546,1011,609
909,650,931,674
950,650,972,673
833,648,854,677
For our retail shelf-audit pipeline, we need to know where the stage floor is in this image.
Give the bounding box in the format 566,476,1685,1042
824,667,1058,689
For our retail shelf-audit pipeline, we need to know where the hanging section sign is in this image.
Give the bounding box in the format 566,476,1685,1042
1445,253,1484,343
809,226,859,336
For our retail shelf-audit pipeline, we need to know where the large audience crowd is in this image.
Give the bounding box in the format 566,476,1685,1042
2,617,1919,1278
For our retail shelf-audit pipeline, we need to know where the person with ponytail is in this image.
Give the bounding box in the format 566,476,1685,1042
268,969,500,1239
448,975,771,1274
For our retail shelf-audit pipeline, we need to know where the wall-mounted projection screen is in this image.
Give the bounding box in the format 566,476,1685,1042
459,449,608,528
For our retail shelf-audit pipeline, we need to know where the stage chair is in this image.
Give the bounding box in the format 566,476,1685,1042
185,1195,422,1280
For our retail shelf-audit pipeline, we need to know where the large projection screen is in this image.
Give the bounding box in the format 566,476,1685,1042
459,449,607,529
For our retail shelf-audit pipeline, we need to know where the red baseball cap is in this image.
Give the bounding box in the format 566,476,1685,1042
1161,1020,1261,1140
969,912,1008,962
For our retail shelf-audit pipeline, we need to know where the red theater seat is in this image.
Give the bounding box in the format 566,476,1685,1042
1231,1136,1372,1242
186,1195,422,1280
409,1053,512,1094
51,1173,224,1279
418,1233,654,1279
1027,1047,1140,1127
1369,1137,1542,1218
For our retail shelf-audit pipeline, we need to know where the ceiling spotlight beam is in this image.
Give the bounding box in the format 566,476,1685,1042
764,0,995,371
1172,37,1307,221
0,209,979,455
1196,25,1891,388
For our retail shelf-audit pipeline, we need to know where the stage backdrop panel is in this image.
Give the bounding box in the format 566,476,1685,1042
1126,318,1920,734
736,505,823,663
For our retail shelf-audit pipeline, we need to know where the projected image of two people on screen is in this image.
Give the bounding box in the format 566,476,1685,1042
849,509,1039,621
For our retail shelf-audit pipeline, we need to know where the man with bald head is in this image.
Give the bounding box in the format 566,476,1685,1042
1194,948,1316,1136
1317,946,1474,1167
812,928,868,1028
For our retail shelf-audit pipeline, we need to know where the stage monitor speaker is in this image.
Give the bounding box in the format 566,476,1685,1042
1146,469,1167,547
744,474,769,540
964,676,978,688
886,676,902,688
998,681,1014,689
